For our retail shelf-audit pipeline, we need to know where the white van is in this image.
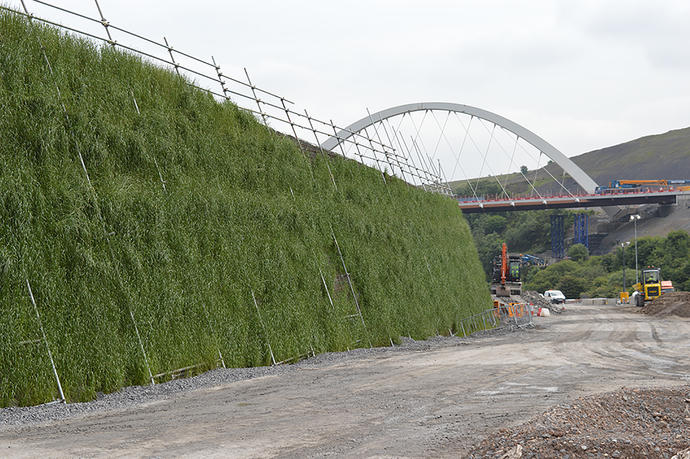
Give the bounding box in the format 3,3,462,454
544,290,566,304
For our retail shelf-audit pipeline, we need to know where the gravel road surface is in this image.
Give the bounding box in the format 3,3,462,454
1,303,689,457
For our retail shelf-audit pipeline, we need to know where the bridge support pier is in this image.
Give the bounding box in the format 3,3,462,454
574,213,589,249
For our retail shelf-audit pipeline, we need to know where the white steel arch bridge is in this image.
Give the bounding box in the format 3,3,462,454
321,102,683,213
322,102,598,194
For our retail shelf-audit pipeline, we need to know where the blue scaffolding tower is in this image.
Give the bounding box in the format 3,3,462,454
573,213,589,249
551,215,565,259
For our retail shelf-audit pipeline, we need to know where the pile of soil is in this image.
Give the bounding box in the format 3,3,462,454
641,292,690,318
468,386,690,458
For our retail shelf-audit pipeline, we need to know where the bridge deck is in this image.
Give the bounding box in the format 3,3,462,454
457,190,689,213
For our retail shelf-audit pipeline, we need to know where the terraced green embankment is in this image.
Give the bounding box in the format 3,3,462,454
0,11,490,407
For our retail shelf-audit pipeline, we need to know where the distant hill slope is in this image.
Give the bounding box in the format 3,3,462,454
450,127,690,195
571,126,690,185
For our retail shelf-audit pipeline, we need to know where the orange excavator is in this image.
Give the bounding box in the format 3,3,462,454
490,243,522,297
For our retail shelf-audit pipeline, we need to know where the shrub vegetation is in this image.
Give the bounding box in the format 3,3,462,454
523,231,690,298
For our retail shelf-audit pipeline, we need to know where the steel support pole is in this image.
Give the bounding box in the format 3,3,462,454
366,108,406,182
634,219,639,286
280,98,304,155
211,55,231,101
94,1,166,196
163,37,180,76
331,230,372,348
329,120,349,158
93,0,115,46
398,130,431,189
98,0,166,194
383,116,427,188
622,243,626,293
360,126,389,184
244,68,269,126
130,308,155,385
344,134,365,165
304,109,337,190
318,268,335,310
128,88,166,192
380,117,422,188
26,280,65,403
251,290,276,366
94,0,169,198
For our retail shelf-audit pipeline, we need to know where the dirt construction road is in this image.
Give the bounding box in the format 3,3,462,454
1,304,689,457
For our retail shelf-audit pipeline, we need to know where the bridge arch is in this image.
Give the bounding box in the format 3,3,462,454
321,102,599,194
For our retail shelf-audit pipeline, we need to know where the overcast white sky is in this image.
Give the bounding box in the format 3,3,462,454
14,0,690,160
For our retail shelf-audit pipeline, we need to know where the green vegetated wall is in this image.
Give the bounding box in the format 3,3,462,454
0,11,490,407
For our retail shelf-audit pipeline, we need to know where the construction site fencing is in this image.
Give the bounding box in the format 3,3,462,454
450,302,533,339
452,308,497,337
494,302,535,328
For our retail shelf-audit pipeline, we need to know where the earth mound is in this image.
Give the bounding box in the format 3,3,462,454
468,386,690,458
640,292,690,318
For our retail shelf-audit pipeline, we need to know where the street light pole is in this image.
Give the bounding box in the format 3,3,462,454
630,214,641,286
622,242,626,293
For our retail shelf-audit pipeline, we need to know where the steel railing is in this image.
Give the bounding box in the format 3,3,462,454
1,1,452,194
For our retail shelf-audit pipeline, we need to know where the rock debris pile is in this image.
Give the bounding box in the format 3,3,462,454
520,291,565,314
468,386,690,458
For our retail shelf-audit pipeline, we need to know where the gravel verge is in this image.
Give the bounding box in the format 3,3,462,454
0,321,529,428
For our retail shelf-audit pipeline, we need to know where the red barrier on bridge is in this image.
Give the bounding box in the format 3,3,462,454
456,189,687,213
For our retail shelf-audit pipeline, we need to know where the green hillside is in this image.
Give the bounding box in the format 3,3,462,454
522,231,690,299
572,127,690,185
450,127,690,196
0,11,490,407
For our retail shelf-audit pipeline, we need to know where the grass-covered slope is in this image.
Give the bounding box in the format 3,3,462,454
0,11,490,407
571,127,690,185
450,127,690,196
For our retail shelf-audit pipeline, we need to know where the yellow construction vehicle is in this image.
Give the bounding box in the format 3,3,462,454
632,267,662,306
